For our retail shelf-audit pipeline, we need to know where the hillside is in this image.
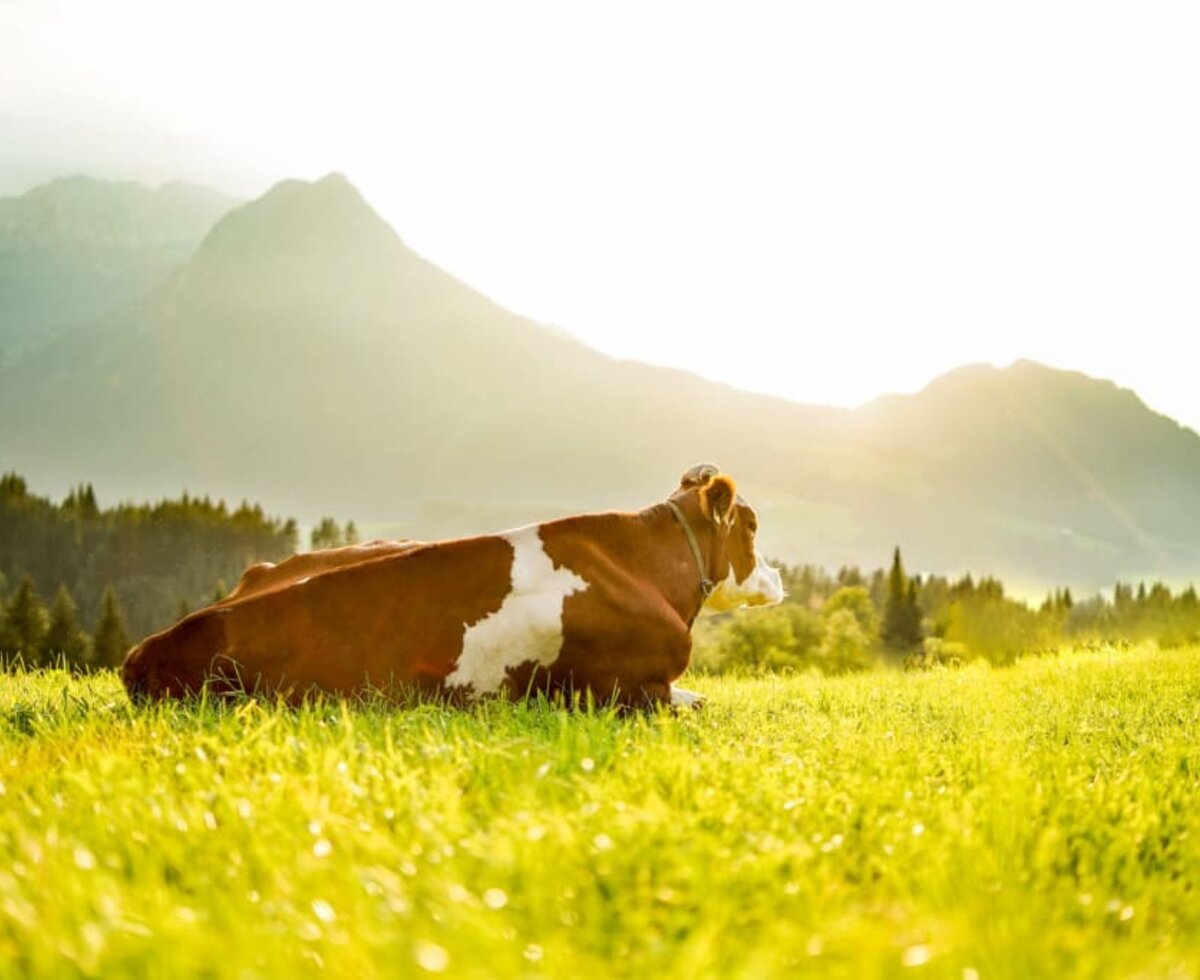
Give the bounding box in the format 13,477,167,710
0,176,238,363
846,361,1200,582
1,173,1198,590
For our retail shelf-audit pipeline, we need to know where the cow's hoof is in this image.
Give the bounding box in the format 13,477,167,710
670,686,706,710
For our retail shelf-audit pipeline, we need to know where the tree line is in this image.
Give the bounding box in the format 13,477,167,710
0,472,356,669
694,547,1200,673
0,576,131,669
5,469,1198,675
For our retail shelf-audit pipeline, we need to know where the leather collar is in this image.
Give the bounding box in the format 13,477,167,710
666,500,715,598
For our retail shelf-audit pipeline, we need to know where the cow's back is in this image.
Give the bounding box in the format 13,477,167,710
226,540,420,602
123,535,516,701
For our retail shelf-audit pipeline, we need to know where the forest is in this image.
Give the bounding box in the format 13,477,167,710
2,471,1198,673
692,549,1200,673
0,472,300,667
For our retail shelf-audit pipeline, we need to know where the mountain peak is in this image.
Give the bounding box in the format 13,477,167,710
314,170,355,191
173,174,409,307
908,359,1124,401
196,173,396,253
248,171,368,211
158,173,532,337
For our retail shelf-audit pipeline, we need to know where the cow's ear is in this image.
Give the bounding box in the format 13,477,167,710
679,463,719,490
700,475,738,527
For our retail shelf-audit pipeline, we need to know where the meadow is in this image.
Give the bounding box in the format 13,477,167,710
2,645,1199,978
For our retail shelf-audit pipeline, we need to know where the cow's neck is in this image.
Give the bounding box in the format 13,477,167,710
639,502,712,627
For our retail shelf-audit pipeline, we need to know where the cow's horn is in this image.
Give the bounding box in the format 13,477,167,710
679,463,720,489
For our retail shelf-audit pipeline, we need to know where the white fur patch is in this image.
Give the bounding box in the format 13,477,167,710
670,686,706,709
704,553,785,612
444,526,588,699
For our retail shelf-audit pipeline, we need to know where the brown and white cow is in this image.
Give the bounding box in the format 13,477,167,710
121,465,784,708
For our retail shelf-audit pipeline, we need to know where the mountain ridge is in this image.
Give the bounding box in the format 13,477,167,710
2,173,1197,591
0,175,240,362
0,175,236,248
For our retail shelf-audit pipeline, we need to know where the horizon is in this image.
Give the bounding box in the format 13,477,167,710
3,1,1198,432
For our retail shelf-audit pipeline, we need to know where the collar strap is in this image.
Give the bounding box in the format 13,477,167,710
666,500,715,598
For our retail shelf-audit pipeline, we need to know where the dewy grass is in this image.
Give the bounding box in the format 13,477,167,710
2,645,1199,978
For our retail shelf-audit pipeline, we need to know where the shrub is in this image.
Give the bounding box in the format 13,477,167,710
817,608,871,673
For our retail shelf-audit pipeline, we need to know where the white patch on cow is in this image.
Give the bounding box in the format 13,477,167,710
444,526,588,699
704,553,785,613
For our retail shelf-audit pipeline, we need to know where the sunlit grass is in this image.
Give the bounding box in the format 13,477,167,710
2,646,1199,977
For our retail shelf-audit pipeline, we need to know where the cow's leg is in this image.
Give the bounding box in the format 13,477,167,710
625,679,672,712
669,685,706,710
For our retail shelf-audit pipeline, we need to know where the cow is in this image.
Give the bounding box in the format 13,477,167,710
120,464,784,709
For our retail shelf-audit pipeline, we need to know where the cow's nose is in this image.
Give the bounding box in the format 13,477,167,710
762,566,785,604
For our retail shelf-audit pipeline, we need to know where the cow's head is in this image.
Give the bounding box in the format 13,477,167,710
675,463,785,612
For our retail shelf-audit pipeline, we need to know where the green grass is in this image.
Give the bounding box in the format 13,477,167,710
3,646,1200,978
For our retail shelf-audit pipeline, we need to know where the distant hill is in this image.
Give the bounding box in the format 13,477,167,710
0,176,239,363
2,173,1197,591
848,362,1200,584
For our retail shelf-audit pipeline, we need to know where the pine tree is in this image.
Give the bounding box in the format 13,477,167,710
40,585,90,668
311,517,344,550
282,518,300,553
880,547,922,649
344,520,360,546
0,575,48,659
903,579,924,645
92,586,130,669
881,547,906,647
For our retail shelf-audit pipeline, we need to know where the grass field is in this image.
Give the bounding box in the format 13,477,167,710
2,646,1199,978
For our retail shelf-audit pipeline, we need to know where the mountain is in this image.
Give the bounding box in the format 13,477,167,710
847,362,1200,583
0,176,239,363
1,174,1197,591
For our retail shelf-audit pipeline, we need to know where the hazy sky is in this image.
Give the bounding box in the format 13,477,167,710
3,0,1198,430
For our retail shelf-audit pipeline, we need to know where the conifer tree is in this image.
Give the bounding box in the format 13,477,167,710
92,586,130,668
41,585,89,668
880,547,906,646
881,548,922,649
0,575,48,658
311,517,344,550
903,579,924,645
282,518,300,553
